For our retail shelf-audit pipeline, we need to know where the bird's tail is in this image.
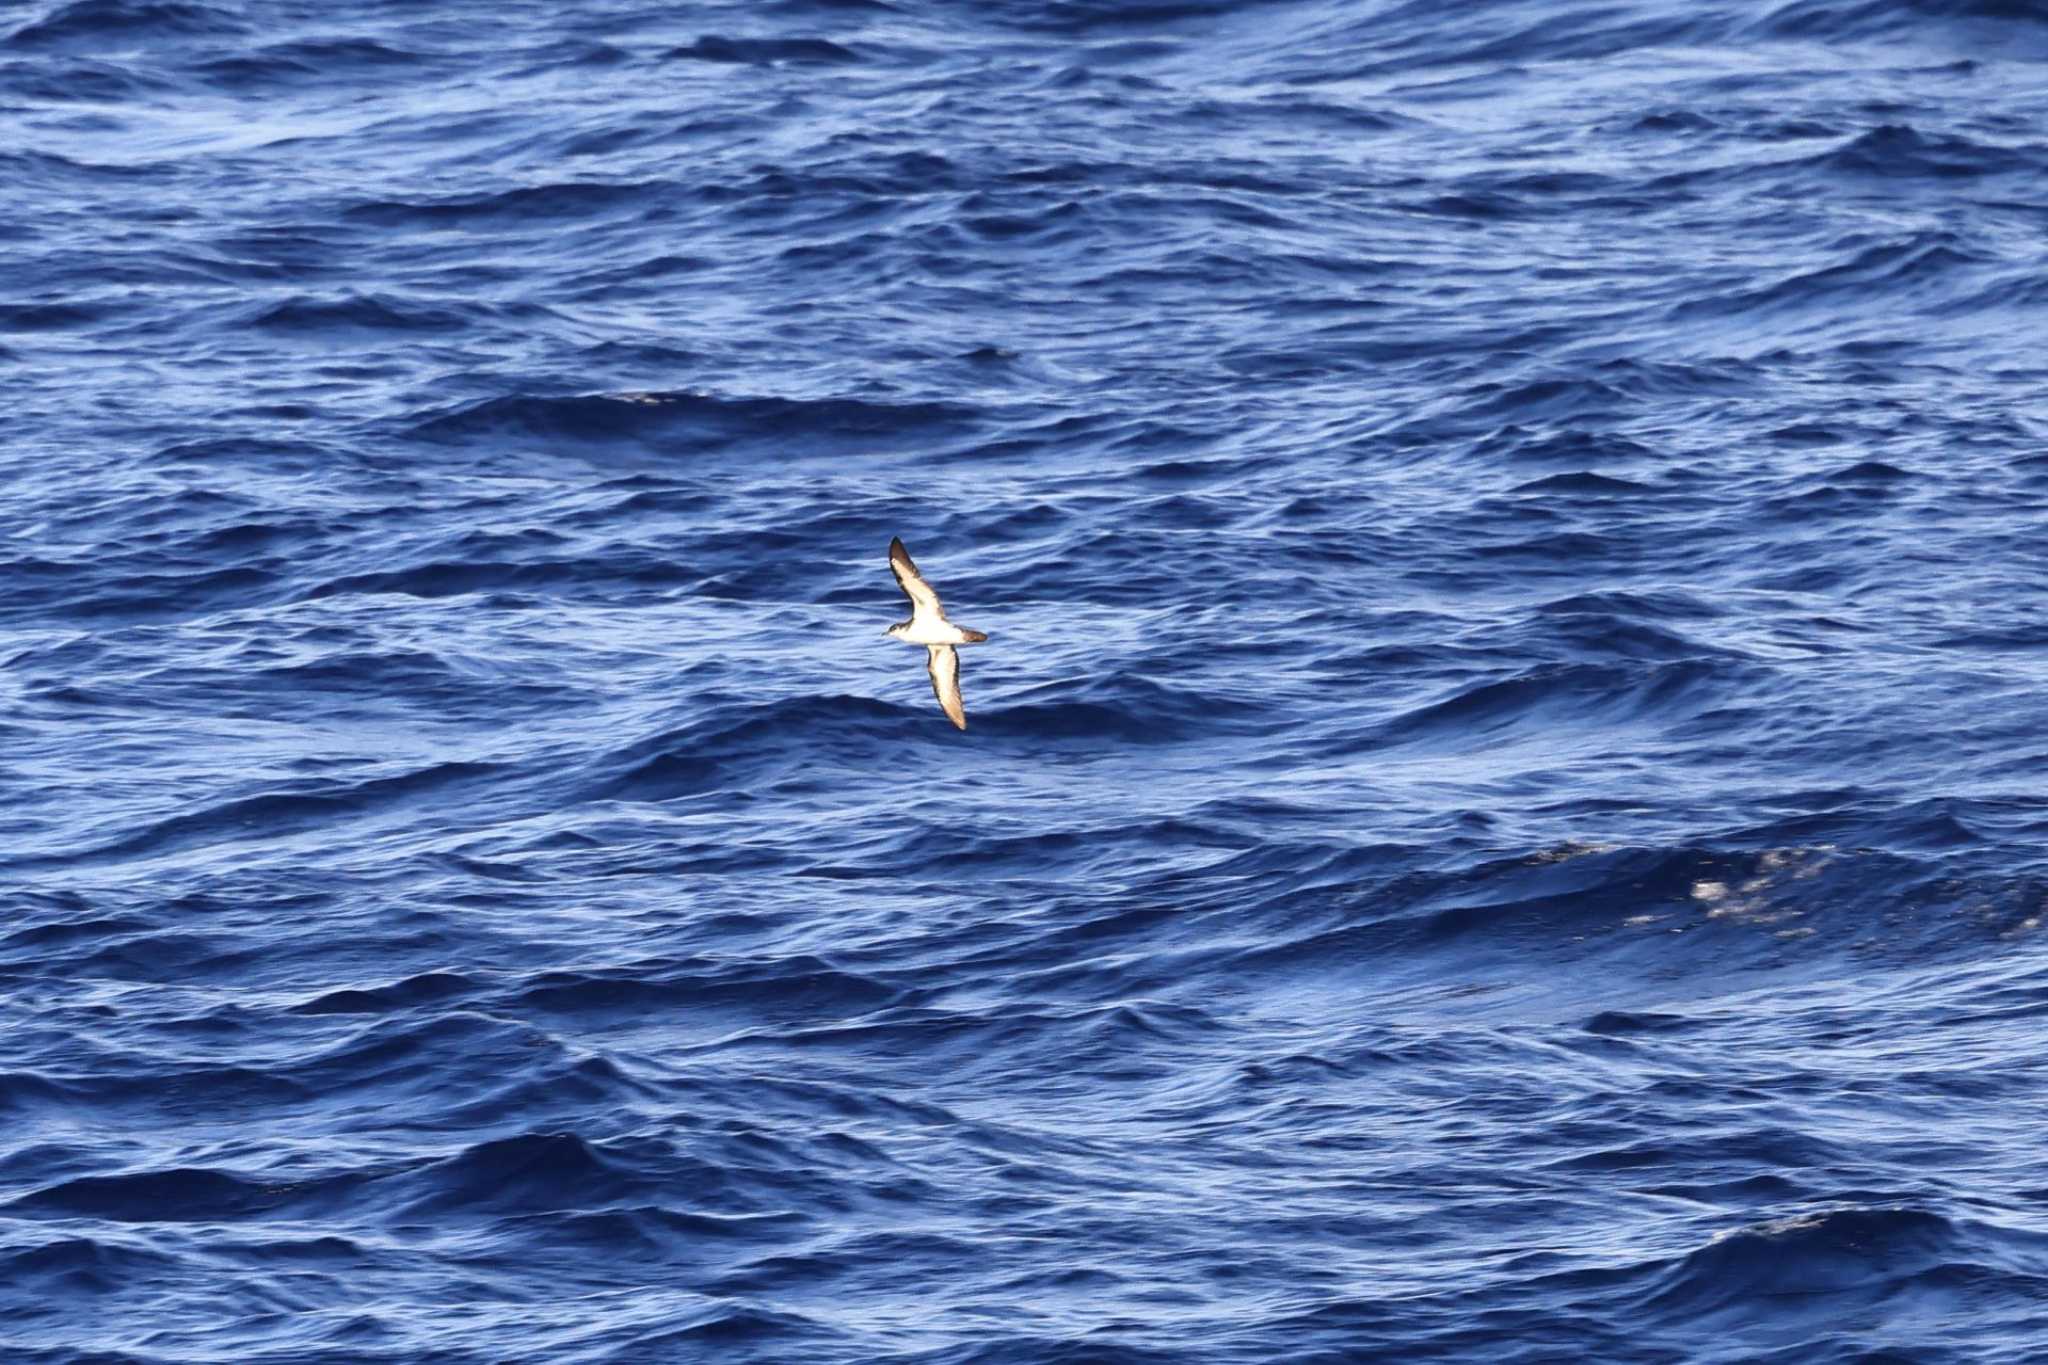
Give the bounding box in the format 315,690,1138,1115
960,628,989,642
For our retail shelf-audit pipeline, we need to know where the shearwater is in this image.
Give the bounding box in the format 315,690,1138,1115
885,537,989,731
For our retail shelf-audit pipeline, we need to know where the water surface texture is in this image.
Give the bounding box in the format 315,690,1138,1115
6,0,2048,1360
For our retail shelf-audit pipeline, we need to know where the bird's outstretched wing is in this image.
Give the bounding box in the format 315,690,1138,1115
927,645,966,730
890,537,947,624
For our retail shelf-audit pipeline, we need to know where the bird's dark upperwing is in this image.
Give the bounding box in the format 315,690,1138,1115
890,537,947,620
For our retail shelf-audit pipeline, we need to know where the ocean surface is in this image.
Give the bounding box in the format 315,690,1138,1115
6,0,2048,1360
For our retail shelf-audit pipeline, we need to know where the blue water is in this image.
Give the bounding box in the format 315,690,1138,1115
6,0,2048,1359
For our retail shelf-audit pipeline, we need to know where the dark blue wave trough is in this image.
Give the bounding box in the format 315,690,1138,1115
5,0,2048,1360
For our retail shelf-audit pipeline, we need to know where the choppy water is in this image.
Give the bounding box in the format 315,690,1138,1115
7,0,2048,1360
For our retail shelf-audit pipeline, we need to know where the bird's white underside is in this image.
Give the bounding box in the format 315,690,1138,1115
889,620,981,645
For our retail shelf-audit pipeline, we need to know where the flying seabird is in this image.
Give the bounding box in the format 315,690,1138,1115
885,536,988,730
